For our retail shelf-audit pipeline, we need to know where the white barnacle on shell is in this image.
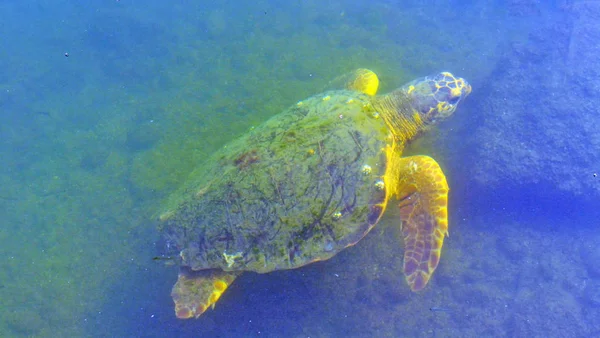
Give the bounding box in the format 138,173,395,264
223,251,243,268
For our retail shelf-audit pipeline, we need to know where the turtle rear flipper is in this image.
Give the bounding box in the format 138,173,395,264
392,155,449,291
171,268,240,319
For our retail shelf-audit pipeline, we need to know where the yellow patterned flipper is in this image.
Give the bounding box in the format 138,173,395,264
392,155,449,291
326,68,380,96
344,68,379,96
171,268,240,319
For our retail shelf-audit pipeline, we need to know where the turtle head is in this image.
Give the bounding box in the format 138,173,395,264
402,72,471,125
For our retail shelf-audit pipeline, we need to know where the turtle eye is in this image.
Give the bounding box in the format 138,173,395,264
448,96,460,105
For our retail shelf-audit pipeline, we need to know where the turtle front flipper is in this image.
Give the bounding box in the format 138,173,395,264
391,155,449,291
325,68,380,95
171,268,241,319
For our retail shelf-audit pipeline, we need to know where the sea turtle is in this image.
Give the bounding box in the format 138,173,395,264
157,69,471,319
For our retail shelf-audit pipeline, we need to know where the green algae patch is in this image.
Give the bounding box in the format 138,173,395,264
0,0,519,336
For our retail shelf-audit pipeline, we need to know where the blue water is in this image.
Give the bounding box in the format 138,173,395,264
1,0,599,336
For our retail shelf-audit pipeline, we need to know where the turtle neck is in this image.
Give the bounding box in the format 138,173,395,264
371,89,426,145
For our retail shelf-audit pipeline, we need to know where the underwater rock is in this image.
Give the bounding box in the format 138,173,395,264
463,3,600,206
506,0,542,16
584,280,600,307
579,239,600,278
